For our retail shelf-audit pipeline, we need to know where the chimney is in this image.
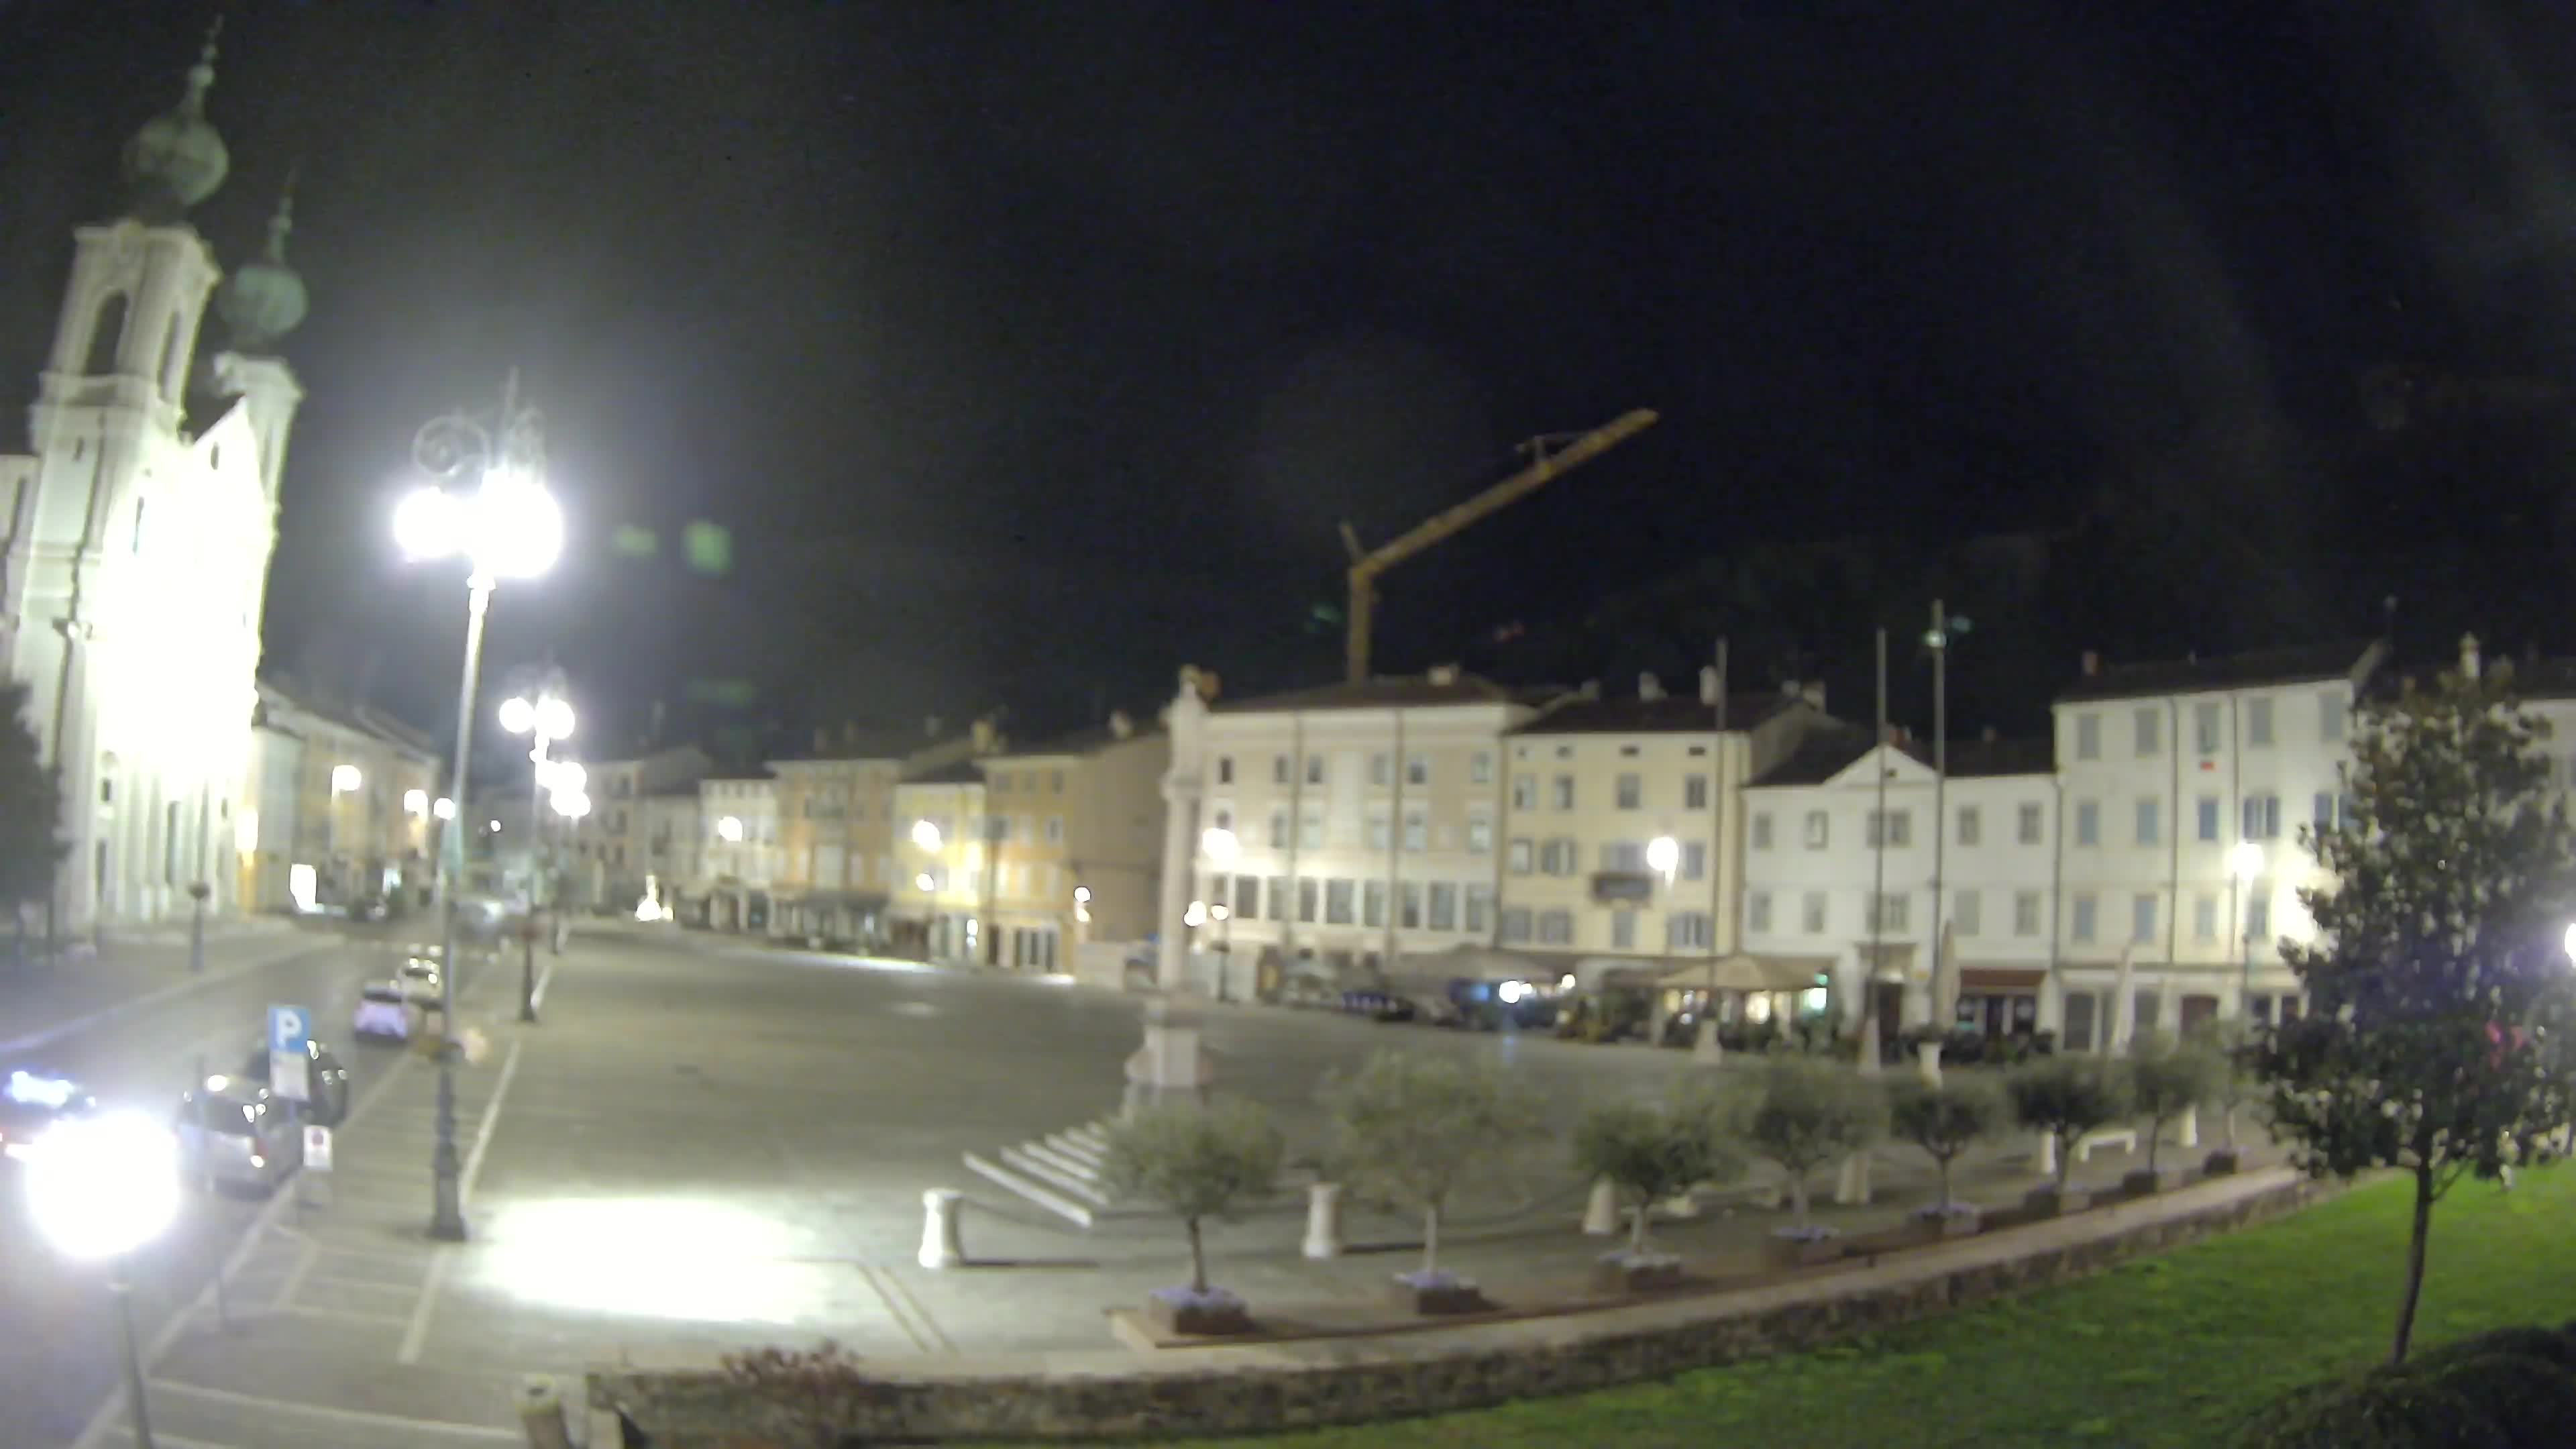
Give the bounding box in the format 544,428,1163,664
970,716,998,753
2461,633,2482,680
2080,650,2102,678
1109,709,1134,740
1799,680,1827,711
1427,663,1460,686
1699,665,1721,705
1638,672,1664,701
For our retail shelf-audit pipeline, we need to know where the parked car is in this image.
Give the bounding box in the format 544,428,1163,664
237,1040,351,1126
399,957,443,999
0,1069,95,1163
174,1078,303,1193
353,982,417,1044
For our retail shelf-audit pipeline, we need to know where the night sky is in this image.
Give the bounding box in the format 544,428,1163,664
5,1,2573,765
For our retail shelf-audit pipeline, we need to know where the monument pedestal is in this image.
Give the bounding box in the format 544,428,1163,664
1123,994,1216,1114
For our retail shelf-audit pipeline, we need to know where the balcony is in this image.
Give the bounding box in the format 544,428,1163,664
1591,871,1654,906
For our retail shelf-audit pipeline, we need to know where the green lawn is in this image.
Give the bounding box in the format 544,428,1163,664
1067,1165,2576,1449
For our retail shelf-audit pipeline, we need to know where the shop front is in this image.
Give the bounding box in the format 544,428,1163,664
1953,965,2048,1039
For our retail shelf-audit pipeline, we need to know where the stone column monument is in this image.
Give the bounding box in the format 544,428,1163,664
1124,667,1217,1112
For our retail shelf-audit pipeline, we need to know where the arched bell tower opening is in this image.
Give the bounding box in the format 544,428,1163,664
83,293,129,376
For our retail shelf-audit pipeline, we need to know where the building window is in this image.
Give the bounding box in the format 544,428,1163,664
1045,816,1063,843
2196,796,2219,843
1540,839,1579,875
1508,839,1533,875
2247,896,2271,940
1267,877,1289,922
1369,753,1391,787
1956,806,1980,846
1428,883,1457,930
1615,773,1642,810
2242,793,2282,840
1405,754,1428,786
1865,893,1909,933
1752,813,1774,849
1681,841,1707,880
2071,893,2097,943
2195,702,2221,755
2246,698,2274,747
1804,810,1829,849
1802,892,1827,934
1666,912,1713,950
1552,775,1574,810
1367,815,1390,851
1306,755,1326,786
2133,893,2158,945
2129,706,2157,757
1601,841,1646,872
1684,775,1709,810
2013,891,2041,937
1748,892,1772,933
1234,876,1259,919
2312,792,2357,832
1399,881,1421,928
2074,799,2099,847
131,498,146,555
1469,751,1492,784
1401,810,1426,852
2193,893,2217,942
1611,909,1637,950
1953,889,1980,936
2075,712,2100,761
1466,812,1493,854
1273,755,1291,784
1269,810,1289,849
2018,802,2043,845
1865,809,1911,847
1298,809,1324,849
1465,885,1492,933
1538,909,1574,945
2320,692,2346,742
1216,756,1234,785
1511,774,1536,811
1499,908,1532,944
2135,798,2160,847
1298,878,1319,923
1325,880,1355,924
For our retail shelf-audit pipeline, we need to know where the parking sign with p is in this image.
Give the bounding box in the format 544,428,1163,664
268,1004,311,1103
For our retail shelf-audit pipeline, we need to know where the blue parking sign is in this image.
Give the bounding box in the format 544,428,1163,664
268,1004,311,1057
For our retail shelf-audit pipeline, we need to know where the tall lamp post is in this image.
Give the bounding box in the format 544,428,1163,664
393,371,561,1242
2229,840,2265,1019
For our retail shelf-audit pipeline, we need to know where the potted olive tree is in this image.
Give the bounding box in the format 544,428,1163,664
2125,1043,2220,1195
1319,1051,1536,1315
1746,1057,1886,1267
1574,1079,1739,1293
2006,1055,2133,1216
1100,1097,1285,1336
1887,1073,2002,1241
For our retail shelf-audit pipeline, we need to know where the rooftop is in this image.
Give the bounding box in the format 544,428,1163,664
902,758,987,786
2053,639,2385,704
1507,691,1802,737
1749,727,2052,787
1212,672,1552,715
256,678,438,759
984,717,1165,759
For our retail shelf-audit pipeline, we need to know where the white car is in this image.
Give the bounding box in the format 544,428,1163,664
352,983,414,1042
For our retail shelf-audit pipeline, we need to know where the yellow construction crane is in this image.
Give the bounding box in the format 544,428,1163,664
1340,408,1659,682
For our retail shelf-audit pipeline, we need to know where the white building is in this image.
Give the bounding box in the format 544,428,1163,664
0,34,309,935
693,773,780,930
2049,641,2379,1044
1742,729,2059,1043
1497,672,1829,1002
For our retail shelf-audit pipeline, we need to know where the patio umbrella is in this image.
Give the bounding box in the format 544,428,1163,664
2110,947,2137,1053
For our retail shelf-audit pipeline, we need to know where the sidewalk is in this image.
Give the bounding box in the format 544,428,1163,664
0,921,347,1055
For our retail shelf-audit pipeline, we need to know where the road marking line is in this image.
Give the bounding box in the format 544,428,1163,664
0,939,337,1055
303,1275,418,1296
270,1301,410,1328
70,1049,421,1449
396,1036,522,1366
270,1240,319,1312
100,1431,244,1449
854,1263,930,1352
883,1265,959,1354
143,1381,519,1442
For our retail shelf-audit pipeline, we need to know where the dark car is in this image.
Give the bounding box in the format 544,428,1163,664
237,1039,351,1127
0,1069,96,1163
174,1077,303,1193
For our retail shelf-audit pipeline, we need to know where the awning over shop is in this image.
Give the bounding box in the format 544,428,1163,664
1652,953,1827,994
780,890,890,912
1856,941,1919,983
1389,944,1560,991
1959,965,2049,992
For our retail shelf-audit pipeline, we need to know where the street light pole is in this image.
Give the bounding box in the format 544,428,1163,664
428,576,489,1241
109,1255,154,1449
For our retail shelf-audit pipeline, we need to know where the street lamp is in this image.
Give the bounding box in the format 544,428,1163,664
717,815,745,844
1646,834,1680,882
28,1110,182,1448
433,796,456,821
2229,841,2265,1018
911,818,943,852
396,369,559,1242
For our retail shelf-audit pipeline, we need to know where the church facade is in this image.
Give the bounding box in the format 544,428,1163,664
0,28,311,935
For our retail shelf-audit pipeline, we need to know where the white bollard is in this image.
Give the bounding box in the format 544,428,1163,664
1917,1040,1944,1089
918,1188,965,1270
1693,1015,1724,1065
515,1375,574,1449
1582,1176,1620,1235
1834,1150,1872,1205
1301,1182,1344,1260
2176,1104,2199,1150
2035,1128,2057,1181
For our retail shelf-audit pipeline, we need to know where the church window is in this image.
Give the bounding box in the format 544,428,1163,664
85,294,128,375
164,801,179,883
131,498,146,555
156,315,182,397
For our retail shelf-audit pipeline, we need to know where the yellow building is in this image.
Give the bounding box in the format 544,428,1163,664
767,731,908,947
980,710,1169,972
889,762,991,962
241,680,441,916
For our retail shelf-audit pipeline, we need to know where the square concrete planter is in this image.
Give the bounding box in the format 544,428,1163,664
1591,1250,1684,1294
1144,1286,1252,1337
2202,1148,2242,1178
2023,1184,2092,1218
1766,1227,1844,1269
1907,1203,1984,1244
2121,1167,2173,1198
1389,1271,1489,1316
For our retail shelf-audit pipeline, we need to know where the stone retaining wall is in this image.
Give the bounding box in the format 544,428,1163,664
590,1169,2321,1446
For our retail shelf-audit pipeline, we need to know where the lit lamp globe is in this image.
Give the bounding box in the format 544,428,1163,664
535,696,574,741
910,819,943,852
716,816,745,844
551,790,591,820
1646,835,1680,878
496,696,535,735
2228,841,2265,881
26,1111,181,1261
1201,826,1240,867
2563,922,2576,962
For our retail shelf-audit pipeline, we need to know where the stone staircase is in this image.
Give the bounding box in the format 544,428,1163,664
964,1118,1152,1228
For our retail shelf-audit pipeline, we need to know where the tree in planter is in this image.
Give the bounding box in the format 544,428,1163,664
1887,1073,2002,1214
1318,1051,1537,1289
2129,1043,2222,1177
2255,653,2576,1366
1572,1078,1741,1262
0,681,64,967
2007,1054,2134,1192
1745,1057,1886,1236
1100,1097,1284,1305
